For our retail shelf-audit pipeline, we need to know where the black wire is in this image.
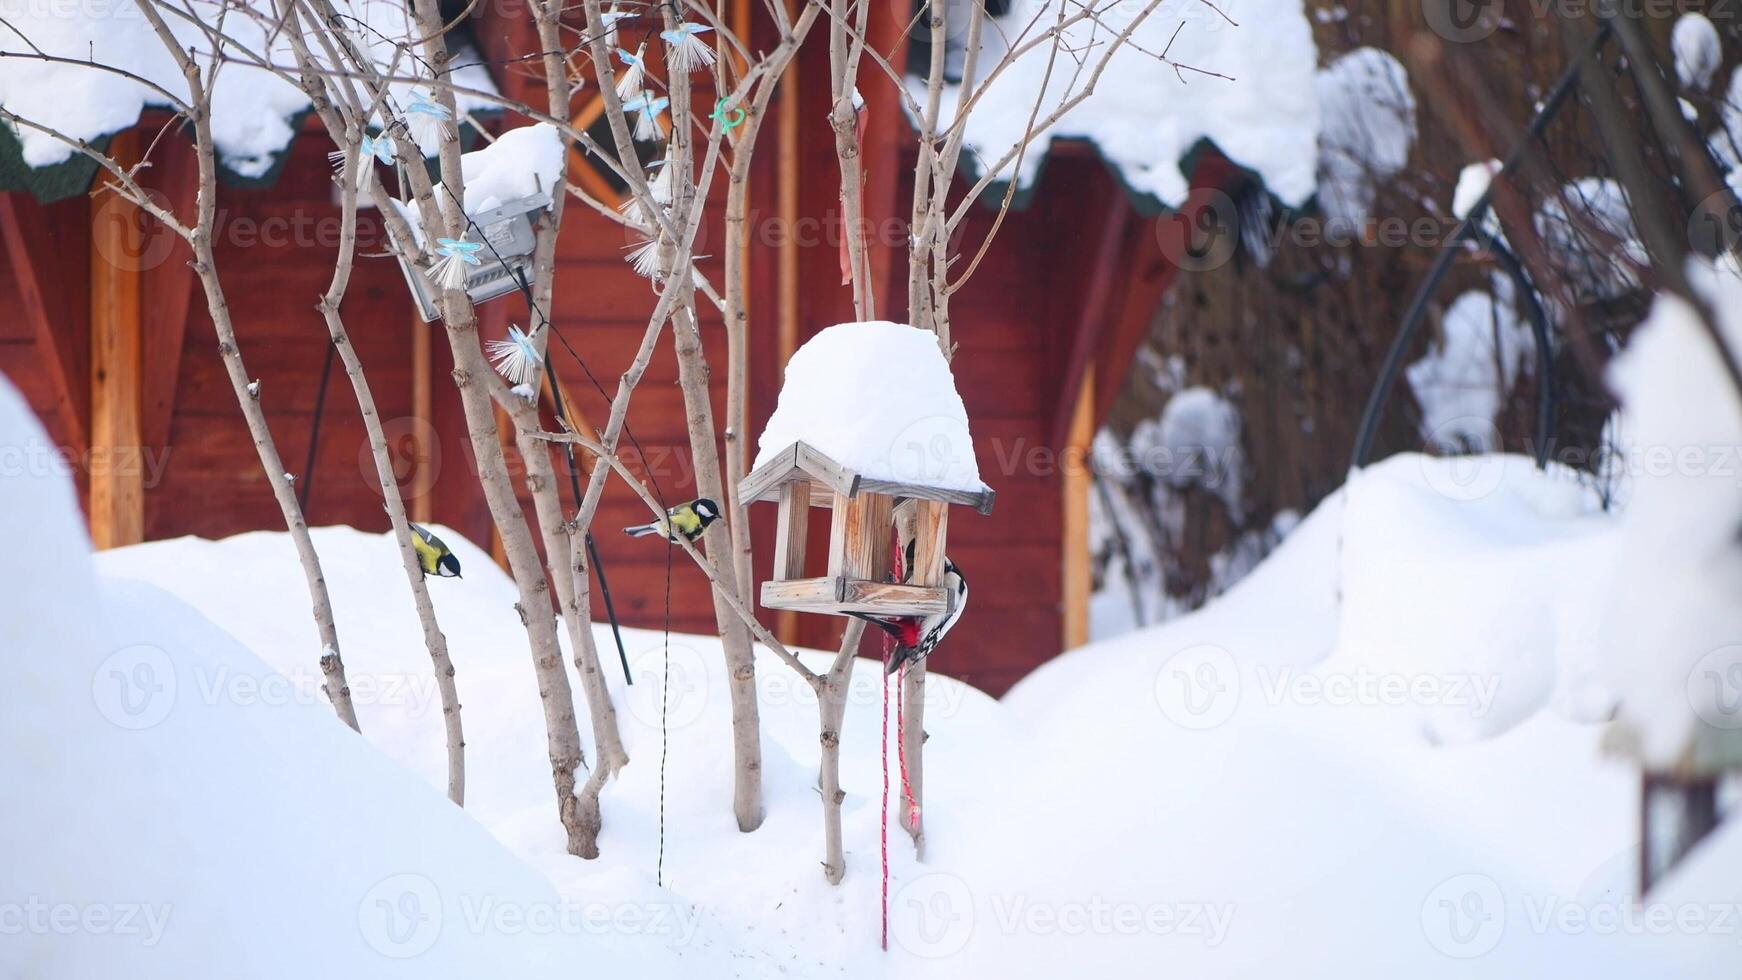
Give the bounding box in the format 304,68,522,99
299,341,337,514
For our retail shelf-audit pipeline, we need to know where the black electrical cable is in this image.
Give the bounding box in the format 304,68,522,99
299,341,337,514
1349,22,1611,472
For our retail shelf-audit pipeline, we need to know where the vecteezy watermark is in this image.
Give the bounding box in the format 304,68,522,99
622,642,711,732
92,654,454,730
0,898,173,948
890,872,1235,958
1256,665,1502,719
92,644,178,730
1156,651,1503,731
1422,0,1503,43
1154,644,1241,730
357,873,704,958
360,416,441,501
1423,871,1742,958
359,873,443,958
1422,873,1507,957
1153,188,1240,273
1687,645,1742,731
0,439,173,489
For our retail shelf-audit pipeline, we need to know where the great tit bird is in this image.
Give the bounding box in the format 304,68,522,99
850,558,967,674
408,522,463,579
622,498,721,543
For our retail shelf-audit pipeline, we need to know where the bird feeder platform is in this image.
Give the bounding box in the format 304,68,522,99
739,441,994,619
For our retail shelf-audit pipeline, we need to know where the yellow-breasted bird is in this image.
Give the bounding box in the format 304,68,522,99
408,522,463,579
622,498,720,543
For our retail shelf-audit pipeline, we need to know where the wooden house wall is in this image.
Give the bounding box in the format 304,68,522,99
0,13,1166,696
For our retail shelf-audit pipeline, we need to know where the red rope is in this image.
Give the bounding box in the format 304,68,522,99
880,631,892,951
897,669,916,828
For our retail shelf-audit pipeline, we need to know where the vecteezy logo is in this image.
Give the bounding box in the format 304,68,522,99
625,643,710,732
92,187,177,272
358,873,442,958
92,644,177,730
362,416,441,501
1688,645,1742,730
1421,873,1504,958
887,415,975,486
1418,417,1508,503
1153,644,1240,730
1422,0,1501,43
890,872,974,958
1688,189,1742,260
1153,188,1239,273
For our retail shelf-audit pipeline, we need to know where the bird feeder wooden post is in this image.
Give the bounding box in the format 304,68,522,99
1604,720,1742,892
739,441,994,618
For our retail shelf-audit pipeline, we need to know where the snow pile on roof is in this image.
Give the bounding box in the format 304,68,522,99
0,377,644,979
921,0,1319,208
1315,47,1417,226
1672,13,1722,90
753,321,986,492
461,123,566,212
0,0,498,175
1406,278,1532,452
1599,261,1742,768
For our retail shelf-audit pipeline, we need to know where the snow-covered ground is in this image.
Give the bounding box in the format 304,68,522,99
4,368,1741,975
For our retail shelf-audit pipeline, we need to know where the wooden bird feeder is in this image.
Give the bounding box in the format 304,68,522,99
739,441,995,618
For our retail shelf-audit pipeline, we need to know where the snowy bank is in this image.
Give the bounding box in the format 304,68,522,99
0,378,648,979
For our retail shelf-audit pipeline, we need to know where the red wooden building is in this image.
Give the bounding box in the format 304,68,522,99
0,4,1238,695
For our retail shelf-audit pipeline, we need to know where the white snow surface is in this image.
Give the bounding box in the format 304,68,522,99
1315,47,1417,227
1599,261,1742,767
1406,278,1531,452
753,321,985,492
1673,13,1723,91
0,0,498,174
919,0,1320,208
461,123,566,212
7,362,1742,973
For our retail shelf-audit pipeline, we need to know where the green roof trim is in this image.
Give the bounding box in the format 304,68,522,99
956,133,1297,221
0,124,108,204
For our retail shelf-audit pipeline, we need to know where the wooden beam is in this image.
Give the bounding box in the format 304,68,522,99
141,133,199,454
0,194,88,451
411,314,433,525
761,576,950,616
88,130,144,549
908,499,948,586
771,479,810,579
1062,367,1094,651
824,489,852,579
839,490,891,584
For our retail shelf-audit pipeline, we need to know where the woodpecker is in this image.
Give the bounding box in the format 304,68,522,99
851,558,968,675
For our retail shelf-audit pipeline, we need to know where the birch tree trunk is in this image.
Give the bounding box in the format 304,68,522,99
319,150,465,802
818,619,866,884
663,5,765,832
131,9,362,733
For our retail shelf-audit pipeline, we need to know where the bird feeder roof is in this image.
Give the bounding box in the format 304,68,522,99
739,441,995,515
